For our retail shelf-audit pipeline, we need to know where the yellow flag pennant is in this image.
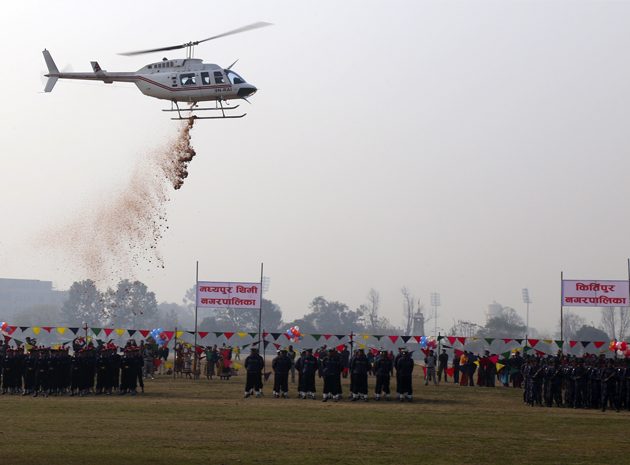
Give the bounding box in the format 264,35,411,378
32,327,41,335
237,332,247,338
496,362,505,371
176,331,184,338
115,328,125,336
474,360,480,366
362,334,369,340
543,339,553,344
57,327,67,335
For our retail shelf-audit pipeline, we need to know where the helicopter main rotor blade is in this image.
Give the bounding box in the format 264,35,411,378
118,21,272,57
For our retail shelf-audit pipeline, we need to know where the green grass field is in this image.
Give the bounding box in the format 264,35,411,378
1,372,629,465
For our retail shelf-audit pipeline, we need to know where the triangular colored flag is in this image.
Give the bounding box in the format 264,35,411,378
13,338,23,345
248,332,257,339
401,336,411,343
535,349,546,356
283,333,291,340
373,335,383,341
448,336,457,345
323,334,332,340
115,329,125,336
555,340,564,348
139,330,150,338
128,330,136,337
413,336,421,343
69,327,79,335
56,327,67,335
19,326,29,332
543,339,553,344
273,343,281,350
580,341,590,348
6,326,17,335
311,334,321,341
91,328,102,336
502,338,513,344
224,332,234,340
527,339,539,347
523,346,531,352
32,327,41,335
263,332,269,338
162,331,174,341
242,344,250,349
186,331,195,335
496,362,505,371
362,334,369,340
271,332,281,340
237,332,247,338
388,335,399,344
593,341,605,349
335,334,346,340
198,331,209,339
485,338,494,345
102,328,113,336
501,351,511,358
474,360,480,366
457,337,466,345
214,332,224,338
569,341,578,348
176,331,184,338
515,339,523,344
437,335,444,341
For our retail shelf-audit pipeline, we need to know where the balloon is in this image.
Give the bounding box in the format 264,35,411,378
0,322,7,332
609,340,617,352
620,341,628,351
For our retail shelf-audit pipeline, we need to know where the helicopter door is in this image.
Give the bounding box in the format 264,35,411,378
178,72,201,98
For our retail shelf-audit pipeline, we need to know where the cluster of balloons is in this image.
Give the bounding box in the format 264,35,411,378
0,322,8,333
150,328,169,347
609,340,630,357
419,336,438,350
286,325,302,343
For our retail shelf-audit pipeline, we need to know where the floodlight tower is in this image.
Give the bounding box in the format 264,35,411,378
522,288,531,340
430,292,441,339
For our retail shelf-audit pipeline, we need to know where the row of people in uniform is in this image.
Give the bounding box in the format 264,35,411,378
244,346,416,402
0,338,147,397
522,354,630,412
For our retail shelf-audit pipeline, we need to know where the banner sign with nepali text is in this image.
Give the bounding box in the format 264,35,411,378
196,281,260,309
562,280,629,307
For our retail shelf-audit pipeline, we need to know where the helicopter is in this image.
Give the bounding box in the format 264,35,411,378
42,22,271,120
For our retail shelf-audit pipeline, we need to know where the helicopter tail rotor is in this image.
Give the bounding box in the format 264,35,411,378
42,49,59,92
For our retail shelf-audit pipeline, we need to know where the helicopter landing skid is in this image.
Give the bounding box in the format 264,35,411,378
166,100,245,120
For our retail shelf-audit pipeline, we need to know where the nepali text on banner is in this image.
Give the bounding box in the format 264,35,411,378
562,279,630,307
196,281,260,309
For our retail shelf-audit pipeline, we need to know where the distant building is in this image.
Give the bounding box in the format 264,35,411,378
0,278,67,317
487,301,503,322
412,310,425,336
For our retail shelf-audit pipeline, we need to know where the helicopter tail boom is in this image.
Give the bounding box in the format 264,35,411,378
42,49,59,92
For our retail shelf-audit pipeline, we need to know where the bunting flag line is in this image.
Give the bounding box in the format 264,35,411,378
104,328,114,337
388,335,399,344
401,336,411,343
248,332,257,339
224,332,234,340
139,330,150,338
311,334,321,341
199,331,209,339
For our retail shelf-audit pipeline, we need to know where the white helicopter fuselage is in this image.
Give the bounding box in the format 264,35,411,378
43,52,257,104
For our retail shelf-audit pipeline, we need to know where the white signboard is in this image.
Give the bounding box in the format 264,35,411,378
562,280,629,307
196,281,260,309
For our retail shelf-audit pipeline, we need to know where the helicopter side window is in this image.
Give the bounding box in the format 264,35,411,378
201,72,211,85
226,71,245,85
179,73,197,86
214,71,225,84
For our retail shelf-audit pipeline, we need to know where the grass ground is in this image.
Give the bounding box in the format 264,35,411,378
1,372,629,465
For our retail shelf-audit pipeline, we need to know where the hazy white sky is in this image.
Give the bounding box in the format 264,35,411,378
2,0,630,334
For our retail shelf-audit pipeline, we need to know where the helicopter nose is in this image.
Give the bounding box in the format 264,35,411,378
237,85,257,98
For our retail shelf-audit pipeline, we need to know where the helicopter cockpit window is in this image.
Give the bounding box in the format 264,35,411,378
179,73,197,86
226,71,245,85
214,71,225,84
201,72,211,85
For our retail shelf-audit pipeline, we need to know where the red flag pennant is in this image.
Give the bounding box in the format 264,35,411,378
6,326,17,335
273,343,281,350
454,349,464,357
104,328,114,337
162,331,174,341
198,331,209,339
593,341,605,349
224,332,234,340
263,332,269,338
323,334,332,340
42,326,53,333
139,330,150,338
283,333,291,340
336,344,346,351
569,341,578,348
502,338,513,344
534,349,545,356
457,337,466,345
528,339,539,347
388,335,399,344
413,336,421,343
447,336,457,345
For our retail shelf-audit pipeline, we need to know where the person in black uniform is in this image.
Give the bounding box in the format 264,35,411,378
572,359,587,409
320,348,343,402
244,347,264,398
295,349,318,399
437,349,449,383
373,349,393,401
349,348,370,401
601,359,618,412
395,349,414,401
272,349,292,398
